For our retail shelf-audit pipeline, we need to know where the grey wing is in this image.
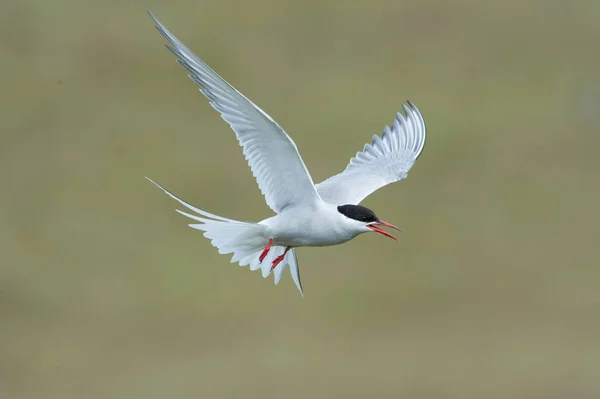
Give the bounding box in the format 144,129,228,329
148,11,321,213
316,101,426,205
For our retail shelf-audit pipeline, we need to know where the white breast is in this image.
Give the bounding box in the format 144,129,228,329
259,203,360,247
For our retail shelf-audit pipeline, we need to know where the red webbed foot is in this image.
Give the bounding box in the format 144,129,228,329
270,246,291,271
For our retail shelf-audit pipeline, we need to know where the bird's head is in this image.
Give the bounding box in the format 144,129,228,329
337,204,401,241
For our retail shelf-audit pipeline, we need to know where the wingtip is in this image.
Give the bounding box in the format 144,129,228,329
406,100,423,118
146,9,156,23
402,102,411,115
146,9,164,29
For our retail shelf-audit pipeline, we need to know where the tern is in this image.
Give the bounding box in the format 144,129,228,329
146,11,426,296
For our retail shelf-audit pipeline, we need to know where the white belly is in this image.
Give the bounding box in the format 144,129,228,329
259,206,359,247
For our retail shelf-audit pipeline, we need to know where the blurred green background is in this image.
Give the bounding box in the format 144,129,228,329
2,0,600,397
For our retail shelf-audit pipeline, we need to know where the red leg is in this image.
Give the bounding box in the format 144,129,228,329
271,246,291,271
259,238,273,263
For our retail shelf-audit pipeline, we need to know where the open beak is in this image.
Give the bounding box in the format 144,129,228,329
367,220,401,241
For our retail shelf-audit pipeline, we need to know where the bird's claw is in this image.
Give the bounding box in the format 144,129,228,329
270,254,285,271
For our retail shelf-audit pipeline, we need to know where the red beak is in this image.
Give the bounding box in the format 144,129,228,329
367,220,401,241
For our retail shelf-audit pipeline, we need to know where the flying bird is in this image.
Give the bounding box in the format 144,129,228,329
146,11,426,296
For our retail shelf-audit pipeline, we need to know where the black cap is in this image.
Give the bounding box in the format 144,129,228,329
337,204,378,223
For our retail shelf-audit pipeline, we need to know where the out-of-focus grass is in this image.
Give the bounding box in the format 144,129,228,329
1,0,599,398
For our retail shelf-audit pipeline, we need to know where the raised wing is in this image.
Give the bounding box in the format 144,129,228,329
316,101,426,205
148,11,321,213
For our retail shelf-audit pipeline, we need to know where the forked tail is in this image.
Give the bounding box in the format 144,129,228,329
146,178,303,295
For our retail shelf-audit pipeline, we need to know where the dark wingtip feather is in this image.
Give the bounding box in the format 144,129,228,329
146,9,159,25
